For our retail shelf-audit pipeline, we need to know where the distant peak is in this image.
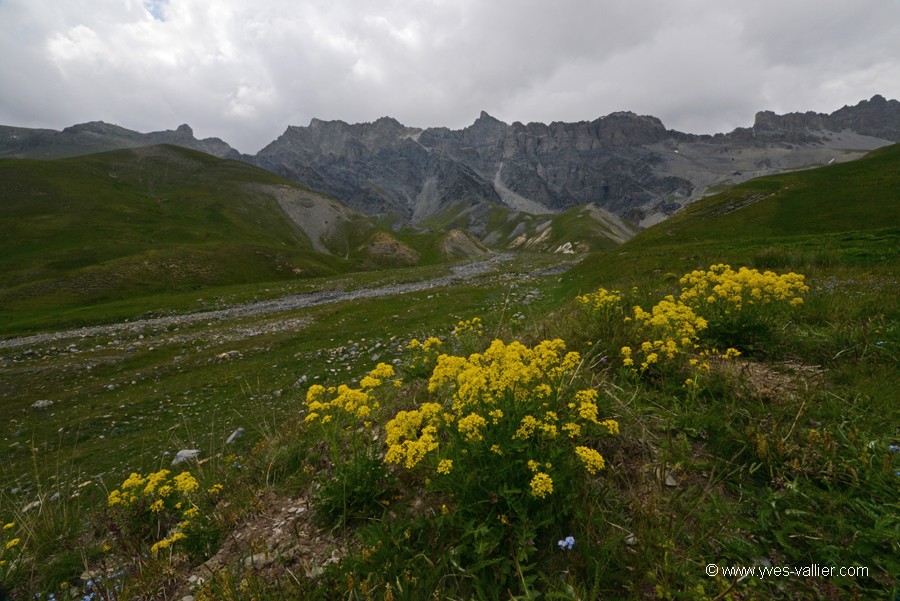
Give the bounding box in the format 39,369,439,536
62,121,122,135
472,111,506,128
175,124,193,135
374,116,402,127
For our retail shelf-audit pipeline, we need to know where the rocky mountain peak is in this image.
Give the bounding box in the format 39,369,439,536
4,95,898,229
475,111,503,124
593,112,669,145
62,121,126,135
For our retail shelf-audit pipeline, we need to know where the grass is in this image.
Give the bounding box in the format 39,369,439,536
0,145,500,336
1,146,898,599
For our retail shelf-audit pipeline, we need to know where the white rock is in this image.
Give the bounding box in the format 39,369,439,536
172,449,201,466
226,428,245,444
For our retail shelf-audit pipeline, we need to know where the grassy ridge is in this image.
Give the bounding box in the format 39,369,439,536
0,146,350,303
636,143,900,243
564,144,900,294
0,146,498,336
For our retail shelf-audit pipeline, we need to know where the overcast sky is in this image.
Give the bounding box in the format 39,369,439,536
2,0,899,154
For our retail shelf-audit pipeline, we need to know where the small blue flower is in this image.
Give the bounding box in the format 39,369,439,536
889,445,900,453
558,535,575,550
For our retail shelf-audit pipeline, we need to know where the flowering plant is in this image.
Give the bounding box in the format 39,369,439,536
383,338,616,552
105,469,221,560
304,363,401,527
0,520,23,584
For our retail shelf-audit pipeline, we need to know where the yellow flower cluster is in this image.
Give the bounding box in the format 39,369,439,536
1,522,22,574
109,469,203,509
384,402,445,468
106,469,215,557
576,287,623,315
621,295,709,372
583,265,806,380
150,531,187,554
305,363,396,424
0,522,21,578
408,337,443,352
529,472,554,498
632,296,708,343
452,317,484,337
574,446,606,474
679,264,808,315
457,412,488,441
428,339,580,410
406,337,444,375
384,338,617,498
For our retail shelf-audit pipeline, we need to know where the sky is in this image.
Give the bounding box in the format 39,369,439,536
1,0,899,154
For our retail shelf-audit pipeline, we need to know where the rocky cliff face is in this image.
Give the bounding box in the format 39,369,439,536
252,110,697,225
750,95,900,141
251,96,899,226
3,96,898,227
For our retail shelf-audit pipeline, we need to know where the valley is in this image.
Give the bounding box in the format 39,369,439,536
0,125,897,599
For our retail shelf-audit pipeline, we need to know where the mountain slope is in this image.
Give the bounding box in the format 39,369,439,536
3,96,898,230
0,122,239,160
253,96,900,226
566,143,900,289
0,145,493,326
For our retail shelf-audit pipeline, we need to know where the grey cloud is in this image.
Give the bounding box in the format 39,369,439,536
1,0,899,153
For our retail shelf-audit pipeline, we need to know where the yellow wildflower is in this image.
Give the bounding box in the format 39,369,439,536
457,413,488,441
173,472,199,494
121,472,146,490
143,469,170,495
529,473,554,498
575,446,606,474
562,422,581,438
514,415,540,439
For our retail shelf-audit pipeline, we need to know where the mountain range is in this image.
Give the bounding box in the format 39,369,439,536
2,95,898,229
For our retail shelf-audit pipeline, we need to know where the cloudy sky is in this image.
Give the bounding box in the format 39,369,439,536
2,0,899,153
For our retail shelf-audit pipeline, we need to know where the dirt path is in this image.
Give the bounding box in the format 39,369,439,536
0,255,521,350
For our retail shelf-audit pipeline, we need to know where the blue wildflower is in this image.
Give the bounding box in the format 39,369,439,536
558,535,575,550
889,445,900,453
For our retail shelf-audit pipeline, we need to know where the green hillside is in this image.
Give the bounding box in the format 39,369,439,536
0,145,492,334
1,146,343,291
567,143,900,289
